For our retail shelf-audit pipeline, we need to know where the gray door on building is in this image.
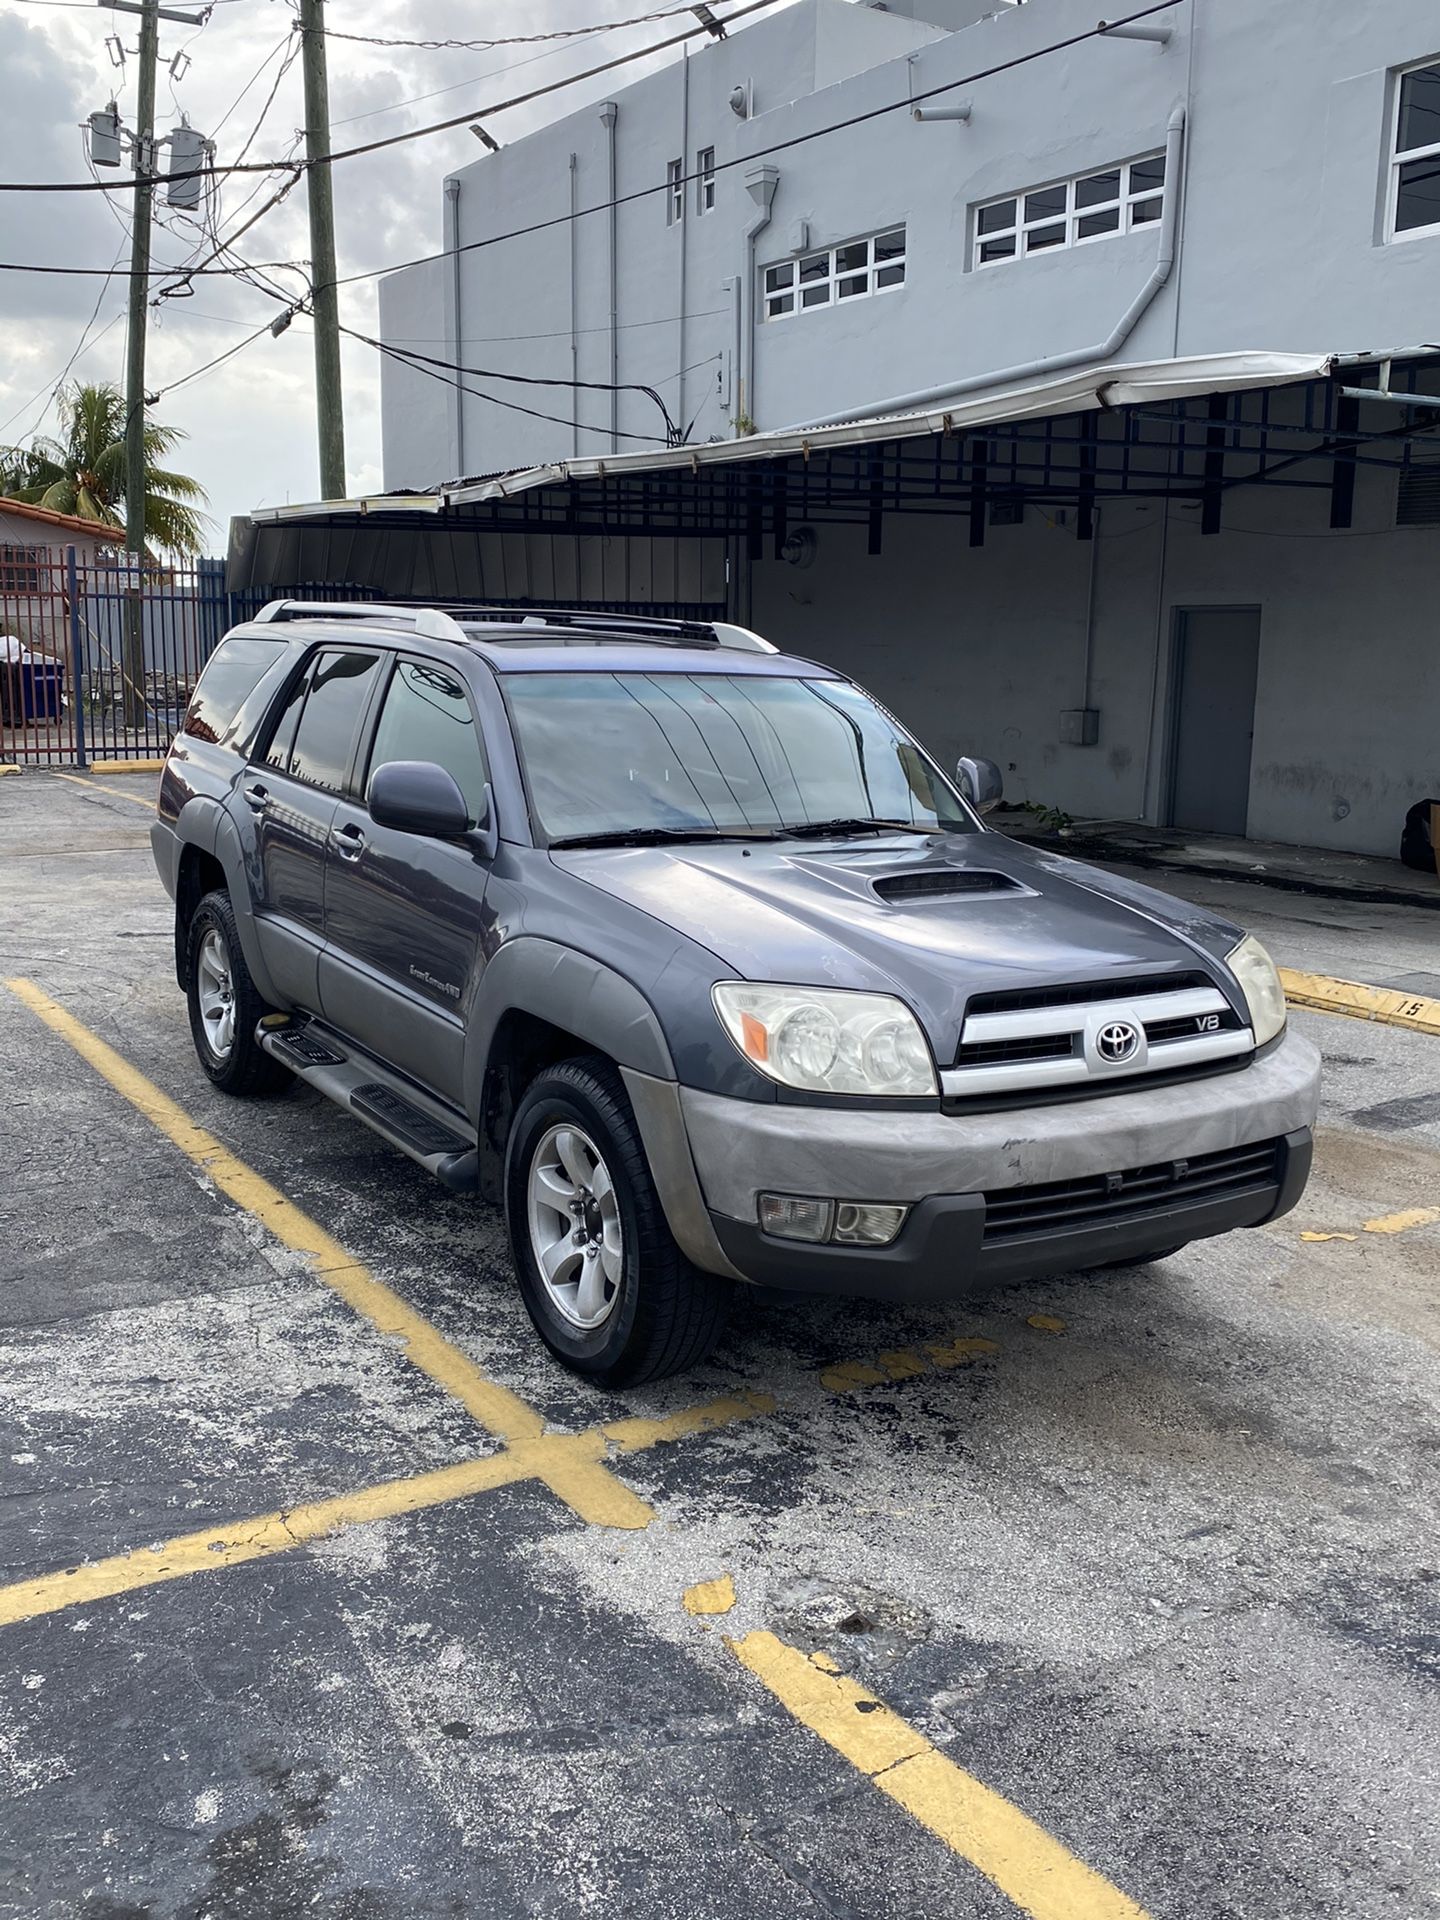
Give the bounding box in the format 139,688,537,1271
1168,608,1260,837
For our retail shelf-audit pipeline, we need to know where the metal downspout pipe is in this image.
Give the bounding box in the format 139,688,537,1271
444,176,464,477
677,52,690,442
600,101,619,452
739,165,779,430
792,106,1187,431
569,152,580,457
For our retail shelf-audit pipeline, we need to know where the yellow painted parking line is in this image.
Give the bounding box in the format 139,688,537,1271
683,1574,737,1616
1301,1204,1438,1244
1363,1204,1440,1235
0,1454,529,1631
49,771,156,810
0,1390,777,1630
729,1630,1151,1920
3,978,652,1530
1279,967,1440,1037
88,756,165,774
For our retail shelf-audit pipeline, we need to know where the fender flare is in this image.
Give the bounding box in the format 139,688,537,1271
173,797,284,1008
466,938,675,1117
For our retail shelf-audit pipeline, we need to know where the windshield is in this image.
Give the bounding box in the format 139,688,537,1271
503,670,977,843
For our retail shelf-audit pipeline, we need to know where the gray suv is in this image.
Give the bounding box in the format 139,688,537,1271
152,602,1320,1384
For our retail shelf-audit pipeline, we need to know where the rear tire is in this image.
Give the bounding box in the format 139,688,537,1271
185,890,290,1098
505,1056,731,1386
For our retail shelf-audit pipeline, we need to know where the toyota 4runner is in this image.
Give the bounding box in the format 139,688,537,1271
152,601,1320,1384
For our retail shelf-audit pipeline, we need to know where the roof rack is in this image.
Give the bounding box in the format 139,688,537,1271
251,600,470,641
249,600,777,653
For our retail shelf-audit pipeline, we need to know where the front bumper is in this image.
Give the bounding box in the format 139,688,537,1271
672,1027,1321,1298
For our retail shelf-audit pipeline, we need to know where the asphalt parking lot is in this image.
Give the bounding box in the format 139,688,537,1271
2,768,1437,1920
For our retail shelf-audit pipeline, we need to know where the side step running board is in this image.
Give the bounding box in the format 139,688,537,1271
258,1019,479,1193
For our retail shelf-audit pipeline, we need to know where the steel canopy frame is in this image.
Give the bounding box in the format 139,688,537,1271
235,350,1440,577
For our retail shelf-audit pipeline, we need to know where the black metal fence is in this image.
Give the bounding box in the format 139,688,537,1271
0,549,366,767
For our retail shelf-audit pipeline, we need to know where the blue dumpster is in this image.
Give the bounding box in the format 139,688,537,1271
21,660,63,722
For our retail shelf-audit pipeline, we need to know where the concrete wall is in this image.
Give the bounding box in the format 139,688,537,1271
752,444,1440,858
381,0,1440,480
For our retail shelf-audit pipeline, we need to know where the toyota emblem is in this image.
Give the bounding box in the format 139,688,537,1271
1096,1019,1140,1064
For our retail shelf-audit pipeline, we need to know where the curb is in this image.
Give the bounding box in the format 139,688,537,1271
1010,832,1440,914
1279,968,1440,1037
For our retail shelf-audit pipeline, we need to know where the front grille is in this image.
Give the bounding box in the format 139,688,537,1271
965,971,1211,1019
955,1033,1076,1069
872,869,1020,902
981,1139,1281,1243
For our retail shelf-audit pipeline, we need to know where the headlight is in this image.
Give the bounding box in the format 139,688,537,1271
712,982,937,1096
1226,933,1286,1046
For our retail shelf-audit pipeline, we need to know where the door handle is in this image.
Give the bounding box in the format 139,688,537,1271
332,822,365,860
242,780,269,811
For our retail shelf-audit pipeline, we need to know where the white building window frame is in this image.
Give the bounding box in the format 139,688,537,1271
973,153,1167,270
665,156,684,226
762,225,906,322
697,146,716,215
1386,55,1440,245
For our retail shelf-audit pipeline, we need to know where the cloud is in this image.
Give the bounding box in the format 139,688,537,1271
0,0,715,537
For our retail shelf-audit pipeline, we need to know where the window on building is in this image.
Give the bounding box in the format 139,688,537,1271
666,157,684,225
0,545,43,592
763,225,906,320
974,154,1166,267
697,146,716,214
1389,59,1440,241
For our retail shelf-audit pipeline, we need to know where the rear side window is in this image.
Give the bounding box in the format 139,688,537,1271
284,649,383,792
366,659,489,826
183,636,286,747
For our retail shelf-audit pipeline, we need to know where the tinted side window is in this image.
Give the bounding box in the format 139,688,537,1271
367,659,489,826
183,636,286,748
263,659,313,772
287,650,382,792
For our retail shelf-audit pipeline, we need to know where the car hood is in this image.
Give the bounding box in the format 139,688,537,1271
551,829,1244,1051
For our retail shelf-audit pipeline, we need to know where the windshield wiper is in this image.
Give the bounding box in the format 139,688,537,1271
548,825,780,850
776,817,939,839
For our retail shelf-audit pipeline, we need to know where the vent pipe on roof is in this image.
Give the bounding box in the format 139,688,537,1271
792,105,1187,431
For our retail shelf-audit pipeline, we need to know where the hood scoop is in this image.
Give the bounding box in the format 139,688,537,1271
871,868,1022,903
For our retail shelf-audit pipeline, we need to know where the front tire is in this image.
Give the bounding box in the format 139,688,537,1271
505,1057,731,1386
185,890,290,1097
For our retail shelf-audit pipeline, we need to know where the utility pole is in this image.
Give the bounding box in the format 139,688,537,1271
96,0,203,725
297,0,346,499
121,0,158,727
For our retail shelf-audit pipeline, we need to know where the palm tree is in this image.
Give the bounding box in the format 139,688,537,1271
2,381,209,556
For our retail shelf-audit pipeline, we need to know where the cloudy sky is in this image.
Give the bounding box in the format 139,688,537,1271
0,0,760,544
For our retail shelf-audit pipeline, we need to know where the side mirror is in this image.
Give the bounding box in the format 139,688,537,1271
955,755,1004,815
368,760,469,839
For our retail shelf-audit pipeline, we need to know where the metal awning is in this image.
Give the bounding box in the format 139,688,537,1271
230,346,1440,592
246,348,1440,526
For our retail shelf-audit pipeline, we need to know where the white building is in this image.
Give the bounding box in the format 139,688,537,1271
249,0,1440,860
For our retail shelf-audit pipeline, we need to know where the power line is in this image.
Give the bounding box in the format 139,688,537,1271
0,0,1185,320
347,327,671,452
315,1,746,54
345,328,680,440
0,0,790,194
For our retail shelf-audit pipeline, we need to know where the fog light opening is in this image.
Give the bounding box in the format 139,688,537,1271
832,1201,907,1246
757,1195,907,1247
758,1194,834,1243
